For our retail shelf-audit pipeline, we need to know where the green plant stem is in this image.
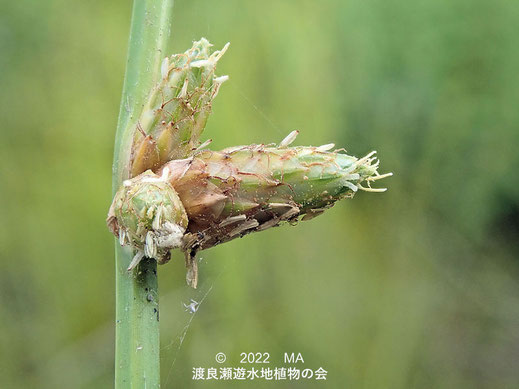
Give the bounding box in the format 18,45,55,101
112,1,174,387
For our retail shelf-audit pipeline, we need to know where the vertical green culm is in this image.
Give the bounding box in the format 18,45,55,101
112,1,174,388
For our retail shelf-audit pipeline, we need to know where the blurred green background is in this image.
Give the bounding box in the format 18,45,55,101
1,0,519,388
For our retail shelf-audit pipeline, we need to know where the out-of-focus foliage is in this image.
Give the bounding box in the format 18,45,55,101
1,0,518,388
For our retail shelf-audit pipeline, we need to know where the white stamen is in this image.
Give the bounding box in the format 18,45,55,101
119,228,127,246
356,151,377,166
316,143,335,152
214,75,229,84
152,205,163,230
279,130,299,148
357,184,387,192
145,231,157,258
366,172,393,181
190,59,211,68
343,181,358,192
179,78,189,98
213,42,230,61
160,57,169,79
127,251,145,271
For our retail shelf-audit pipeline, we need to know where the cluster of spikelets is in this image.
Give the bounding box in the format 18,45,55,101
107,39,391,287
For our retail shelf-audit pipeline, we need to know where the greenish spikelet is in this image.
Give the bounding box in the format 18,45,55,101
129,38,229,177
161,135,391,254
107,170,189,269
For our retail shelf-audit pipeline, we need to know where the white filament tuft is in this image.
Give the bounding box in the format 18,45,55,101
155,222,185,249
356,151,377,166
